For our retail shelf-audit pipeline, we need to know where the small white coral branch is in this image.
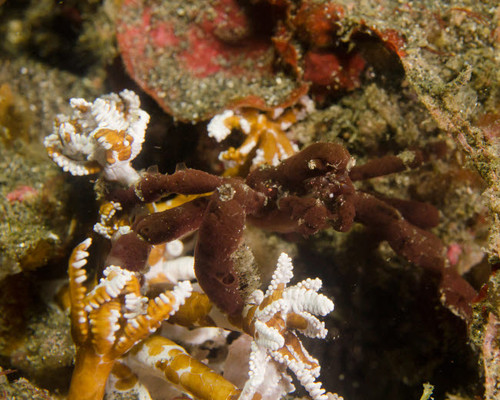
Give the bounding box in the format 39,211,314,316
239,252,336,400
145,254,196,285
44,89,150,185
206,98,314,174
207,109,235,142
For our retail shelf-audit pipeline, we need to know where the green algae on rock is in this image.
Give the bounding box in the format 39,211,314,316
0,143,73,279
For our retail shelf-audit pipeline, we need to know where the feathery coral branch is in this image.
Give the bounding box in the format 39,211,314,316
67,238,192,400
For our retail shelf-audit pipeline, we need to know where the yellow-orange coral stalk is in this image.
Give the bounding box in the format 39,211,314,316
68,348,115,400
132,335,241,400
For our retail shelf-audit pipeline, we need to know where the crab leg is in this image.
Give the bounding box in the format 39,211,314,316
195,179,266,317
134,197,209,245
108,170,223,208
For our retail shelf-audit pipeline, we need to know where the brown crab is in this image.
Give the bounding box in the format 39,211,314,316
107,142,477,320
